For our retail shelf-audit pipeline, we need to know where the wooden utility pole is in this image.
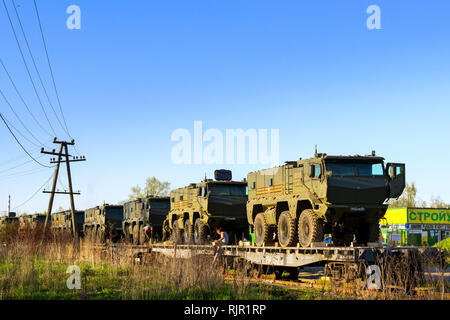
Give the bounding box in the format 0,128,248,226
8,195,10,215
41,138,86,236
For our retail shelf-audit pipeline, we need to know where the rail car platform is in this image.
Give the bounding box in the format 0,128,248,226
148,243,444,268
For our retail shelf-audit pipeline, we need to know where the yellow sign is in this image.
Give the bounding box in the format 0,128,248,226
408,208,450,225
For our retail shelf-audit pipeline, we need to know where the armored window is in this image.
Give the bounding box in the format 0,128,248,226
171,198,174,203
311,165,321,178
201,187,206,197
250,182,256,189
268,179,273,186
180,196,184,201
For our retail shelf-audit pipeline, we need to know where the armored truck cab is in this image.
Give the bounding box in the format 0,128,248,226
0,215,18,228
51,210,85,236
247,152,405,248
18,214,45,234
167,170,248,245
122,196,170,245
84,205,123,242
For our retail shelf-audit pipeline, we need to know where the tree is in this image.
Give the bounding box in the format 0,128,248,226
389,182,418,208
428,196,450,209
389,182,449,208
128,177,171,201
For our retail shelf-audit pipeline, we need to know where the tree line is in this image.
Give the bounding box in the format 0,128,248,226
389,182,449,209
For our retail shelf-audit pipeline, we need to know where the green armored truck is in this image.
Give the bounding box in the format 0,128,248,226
84,205,123,242
19,214,45,230
247,151,405,248
51,210,85,236
167,170,248,245
122,196,170,245
0,213,18,228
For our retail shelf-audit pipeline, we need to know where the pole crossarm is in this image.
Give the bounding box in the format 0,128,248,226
50,158,86,164
43,191,81,195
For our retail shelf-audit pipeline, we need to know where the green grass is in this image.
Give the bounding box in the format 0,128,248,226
433,238,450,251
0,255,336,300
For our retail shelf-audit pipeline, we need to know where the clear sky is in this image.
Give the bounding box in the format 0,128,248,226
0,0,449,215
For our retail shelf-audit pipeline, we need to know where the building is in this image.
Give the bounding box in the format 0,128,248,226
380,207,450,246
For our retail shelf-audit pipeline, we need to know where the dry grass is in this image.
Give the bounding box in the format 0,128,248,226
1,225,447,300
0,226,319,300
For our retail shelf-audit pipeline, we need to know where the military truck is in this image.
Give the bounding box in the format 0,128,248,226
246,151,405,248
0,213,18,228
166,170,249,245
123,196,170,245
18,214,46,230
83,205,123,242
51,210,85,236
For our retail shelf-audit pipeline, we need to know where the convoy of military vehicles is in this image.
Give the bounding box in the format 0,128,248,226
0,151,406,249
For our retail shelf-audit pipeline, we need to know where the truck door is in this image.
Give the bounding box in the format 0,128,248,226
386,163,405,198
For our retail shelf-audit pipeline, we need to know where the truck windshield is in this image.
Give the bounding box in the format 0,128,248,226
208,184,247,196
325,162,384,177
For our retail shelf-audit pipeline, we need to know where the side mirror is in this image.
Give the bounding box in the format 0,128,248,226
326,171,332,178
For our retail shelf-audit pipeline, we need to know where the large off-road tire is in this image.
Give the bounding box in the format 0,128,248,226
123,224,131,243
277,211,297,248
298,209,324,248
254,213,270,247
193,219,208,245
184,219,194,244
96,227,105,243
133,224,140,245
139,225,146,245
172,221,183,244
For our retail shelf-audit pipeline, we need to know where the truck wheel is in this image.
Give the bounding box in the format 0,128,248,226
96,227,104,243
194,219,207,245
184,220,194,244
133,225,140,245
139,226,146,245
254,213,270,247
172,221,183,244
277,211,297,248
298,209,324,248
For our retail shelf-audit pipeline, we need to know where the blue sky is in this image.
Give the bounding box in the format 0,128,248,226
0,0,449,214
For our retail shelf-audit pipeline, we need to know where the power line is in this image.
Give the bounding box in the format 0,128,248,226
0,108,41,148
2,0,57,137
33,0,71,140
0,112,52,168
12,0,68,138
0,58,52,137
0,86,43,146
0,156,43,174
12,172,53,211
0,166,49,180
0,141,52,167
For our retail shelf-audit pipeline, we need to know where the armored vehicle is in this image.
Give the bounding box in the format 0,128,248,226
123,196,170,245
0,213,18,227
246,151,405,248
19,214,45,229
166,170,249,245
83,205,123,242
51,210,85,236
